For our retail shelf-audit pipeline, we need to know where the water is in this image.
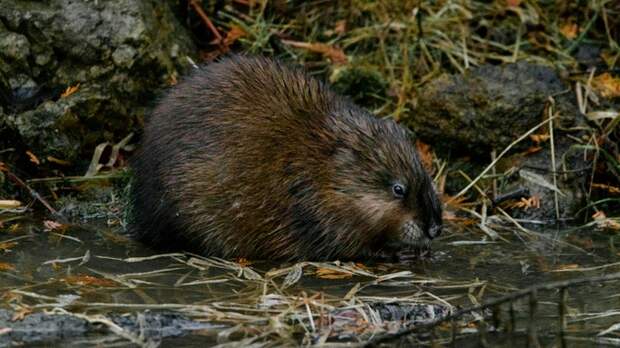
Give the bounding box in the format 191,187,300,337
1,214,619,347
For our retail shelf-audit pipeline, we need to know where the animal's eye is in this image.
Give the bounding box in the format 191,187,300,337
392,183,406,198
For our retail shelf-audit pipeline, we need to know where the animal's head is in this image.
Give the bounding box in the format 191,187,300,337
327,112,443,255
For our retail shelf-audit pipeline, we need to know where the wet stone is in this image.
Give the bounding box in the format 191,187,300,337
409,61,581,154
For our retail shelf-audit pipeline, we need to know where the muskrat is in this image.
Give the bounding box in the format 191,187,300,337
130,55,442,261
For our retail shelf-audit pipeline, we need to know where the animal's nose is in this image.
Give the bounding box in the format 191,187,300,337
426,224,442,239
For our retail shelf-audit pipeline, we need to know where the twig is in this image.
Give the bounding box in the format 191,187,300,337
188,0,223,44
449,116,557,202
547,98,561,221
364,272,620,347
0,163,66,223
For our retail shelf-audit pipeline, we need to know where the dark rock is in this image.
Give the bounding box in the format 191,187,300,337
0,0,196,170
497,138,590,221
0,309,215,346
409,62,580,155
330,65,389,109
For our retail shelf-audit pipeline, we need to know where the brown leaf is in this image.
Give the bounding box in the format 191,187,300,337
522,146,543,155
46,156,72,166
62,275,117,287
334,20,347,34
236,257,252,267
61,84,80,98
591,183,620,194
505,0,521,7
43,220,65,232
559,22,578,40
507,196,541,210
0,262,15,271
25,150,40,165
281,40,348,65
593,211,620,230
11,307,32,321
0,241,17,251
315,267,353,279
168,74,178,86
592,73,620,98
224,25,246,47
530,134,550,144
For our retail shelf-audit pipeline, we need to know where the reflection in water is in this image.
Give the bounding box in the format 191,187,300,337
0,217,619,346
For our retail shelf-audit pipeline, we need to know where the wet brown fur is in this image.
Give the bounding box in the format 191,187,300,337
131,56,442,261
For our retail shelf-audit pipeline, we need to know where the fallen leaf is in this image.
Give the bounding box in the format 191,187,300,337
591,183,620,194
0,241,17,251
61,83,80,98
315,267,353,279
592,73,620,98
506,0,521,7
523,146,543,155
559,22,578,40
507,196,541,210
530,134,550,144
236,257,252,267
43,220,65,232
224,25,246,47
25,150,40,165
334,20,347,34
46,156,72,166
62,275,117,287
168,73,178,86
281,40,348,65
593,211,620,230
593,211,607,220
443,194,469,209
0,262,15,271
11,307,32,321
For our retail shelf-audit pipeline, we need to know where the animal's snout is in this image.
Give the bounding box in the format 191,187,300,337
426,224,442,239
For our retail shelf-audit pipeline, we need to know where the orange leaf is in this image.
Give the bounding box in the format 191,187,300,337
43,220,65,232
0,262,15,271
530,134,550,144
505,0,521,7
334,20,347,34
593,211,607,220
46,156,72,166
592,73,620,98
61,83,80,98
224,25,246,47
315,268,353,279
62,275,117,287
236,257,252,267
11,307,32,321
523,146,543,155
25,150,40,165
0,241,17,251
282,40,347,65
559,22,578,40
591,183,620,194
